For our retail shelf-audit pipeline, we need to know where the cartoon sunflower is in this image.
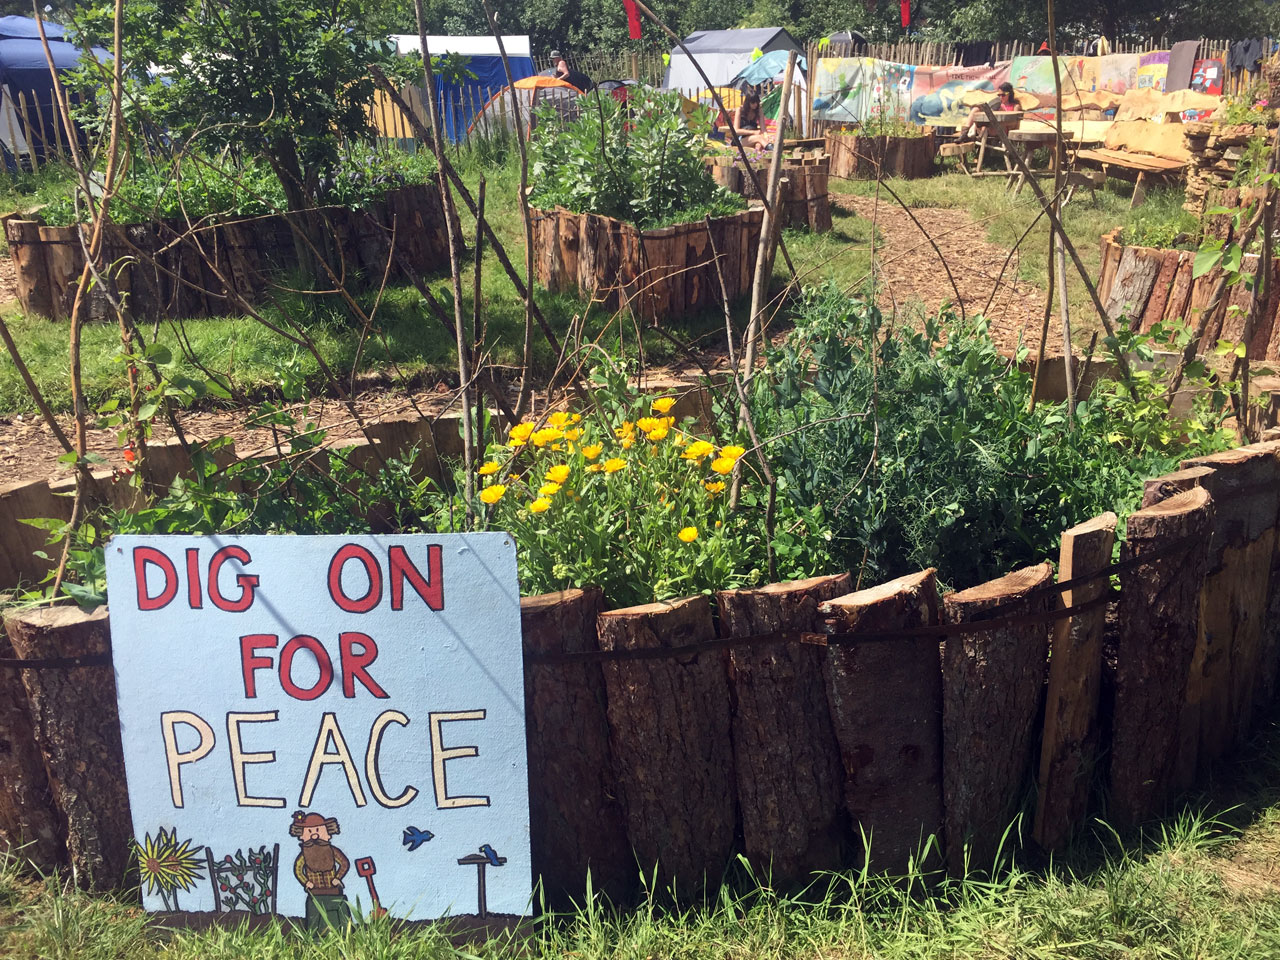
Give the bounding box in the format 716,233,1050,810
137,827,205,911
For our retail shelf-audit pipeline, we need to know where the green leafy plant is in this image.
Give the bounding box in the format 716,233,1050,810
529,88,746,229
752,284,1232,590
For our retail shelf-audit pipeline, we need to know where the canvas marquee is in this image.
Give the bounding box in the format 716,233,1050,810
663,27,803,94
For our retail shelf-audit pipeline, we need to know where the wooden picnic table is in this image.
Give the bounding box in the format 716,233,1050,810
1006,129,1077,193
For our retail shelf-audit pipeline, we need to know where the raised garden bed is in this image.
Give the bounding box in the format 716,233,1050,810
1098,227,1280,359
705,152,833,233
4,184,449,321
531,205,764,322
825,130,937,180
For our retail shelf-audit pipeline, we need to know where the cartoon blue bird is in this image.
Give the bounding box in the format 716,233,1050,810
480,843,502,866
402,826,434,851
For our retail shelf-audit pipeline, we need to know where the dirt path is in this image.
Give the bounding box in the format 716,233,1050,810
835,194,1064,355
0,386,460,487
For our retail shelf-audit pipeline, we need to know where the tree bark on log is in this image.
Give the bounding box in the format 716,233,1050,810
1178,443,1280,758
597,596,734,897
941,563,1053,875
1033,513,1116,851
1109,487,1214,827
522,588,633,907
0,630,64,870
716,573,852,885
819,570,944,874
3,606,132,889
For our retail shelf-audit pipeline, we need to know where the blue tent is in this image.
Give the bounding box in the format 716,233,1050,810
0,17,105,164
392,35,534,142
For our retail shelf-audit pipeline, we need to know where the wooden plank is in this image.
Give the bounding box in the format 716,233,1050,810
1097,232,1124,304
684,220,710,313
597,596,735,894
1033,513,1117,851
1109,487,1214,827
1191,266,1227,352
1248,259,1280,360
942,563,1053,874
717,574,852,883
819,570,944,874
523,588,632,907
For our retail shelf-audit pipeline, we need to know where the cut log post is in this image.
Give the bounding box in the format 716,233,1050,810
1103,246,1163,327
1177,443,1280,758
1033,513,1117,851
3,606,132,890
1109,487,1214,827
522,588,633,907
818,570,944,874
941,563,1053,875
716,573,852,885
597,596,735,896
0,630,64,870
5,219,53,318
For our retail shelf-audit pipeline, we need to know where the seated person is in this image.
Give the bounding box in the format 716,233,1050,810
550,50,594,92
959,82,1020,141
728,89,771,149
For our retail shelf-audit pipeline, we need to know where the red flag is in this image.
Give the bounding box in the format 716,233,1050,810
900,0,910,28
624,0,642,39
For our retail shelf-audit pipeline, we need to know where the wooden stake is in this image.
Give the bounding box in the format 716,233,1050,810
1033,513,1117,850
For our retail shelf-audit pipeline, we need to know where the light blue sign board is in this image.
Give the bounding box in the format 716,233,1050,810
104,533,530,922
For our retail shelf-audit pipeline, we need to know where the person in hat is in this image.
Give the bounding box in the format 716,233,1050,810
550,49,594,91
290,810,351,933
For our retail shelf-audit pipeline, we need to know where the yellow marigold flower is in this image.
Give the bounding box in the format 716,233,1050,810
647,426,669,442
719,444,747,460
586,463,604,473
539,482,562,496
615,421,635,439
683,440,716,460
479,484,506,505
582,443,603,460
652,396,676,414
509,422,535,443
621,437,634,449
603,457,626,473
546,464,571,484
678,526,698,543
565,428,582,442
636,416,662,433
477,461,500,476
672,431,688,447
704,480,726,494
531,427,563,447
548,411,573,428
660,416,675,428
530,497,552,514
711,456,735,475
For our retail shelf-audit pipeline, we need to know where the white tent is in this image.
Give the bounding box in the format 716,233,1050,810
391,35,532,58
662,27,802,94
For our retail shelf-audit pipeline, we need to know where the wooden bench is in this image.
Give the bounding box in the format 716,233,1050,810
938,141,977,173
1074,148,1187,208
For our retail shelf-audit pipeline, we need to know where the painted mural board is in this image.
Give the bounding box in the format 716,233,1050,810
813,57,915,124
104,533,529,927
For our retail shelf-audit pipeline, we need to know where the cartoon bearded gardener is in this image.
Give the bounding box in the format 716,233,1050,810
290,810,351,931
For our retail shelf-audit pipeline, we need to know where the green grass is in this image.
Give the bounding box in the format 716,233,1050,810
0,151,1187,416
4,715,1280,958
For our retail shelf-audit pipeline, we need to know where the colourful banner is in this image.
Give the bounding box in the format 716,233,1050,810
1137,50,1170,92
813,57,914,124
1064,53,1140,97
908,63,1010,124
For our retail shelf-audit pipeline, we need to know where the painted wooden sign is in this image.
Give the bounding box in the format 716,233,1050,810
104,534,529,927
